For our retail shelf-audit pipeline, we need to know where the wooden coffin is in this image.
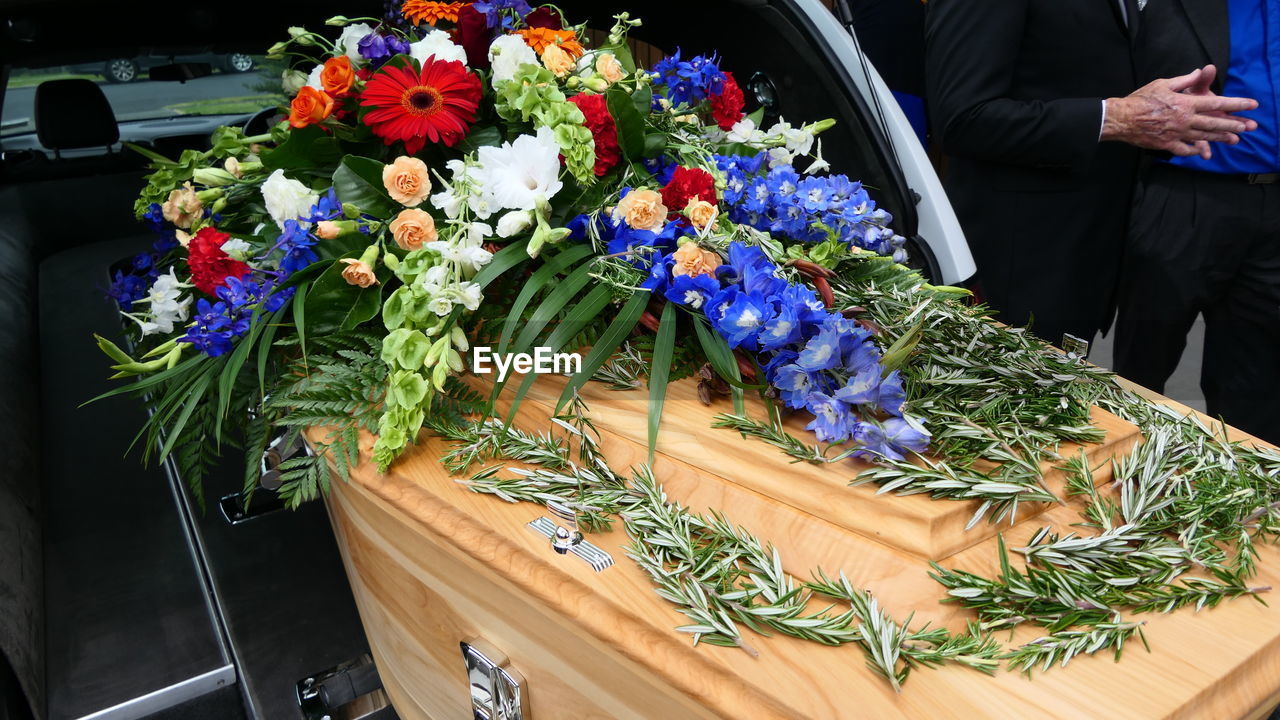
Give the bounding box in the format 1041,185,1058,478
315,377,1280,719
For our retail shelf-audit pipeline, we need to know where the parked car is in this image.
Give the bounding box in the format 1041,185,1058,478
70,50,256,83
0,1,975,719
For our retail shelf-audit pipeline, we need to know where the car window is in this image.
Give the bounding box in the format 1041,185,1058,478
2,52,281,142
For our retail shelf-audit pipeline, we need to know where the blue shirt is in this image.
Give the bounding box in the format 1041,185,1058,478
1171,0,1280,174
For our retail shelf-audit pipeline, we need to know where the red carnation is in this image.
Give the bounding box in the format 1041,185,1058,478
359,57,482,153
569,93,621,176
661,166,718,214
711,71,746,131
188,227,251,295
452,3,491,70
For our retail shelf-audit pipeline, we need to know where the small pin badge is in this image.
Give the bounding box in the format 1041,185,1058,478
527,517,614,572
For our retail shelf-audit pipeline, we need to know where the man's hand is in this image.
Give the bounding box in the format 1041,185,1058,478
1102,66,1259,159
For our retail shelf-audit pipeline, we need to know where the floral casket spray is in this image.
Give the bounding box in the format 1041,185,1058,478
95,2,1280,717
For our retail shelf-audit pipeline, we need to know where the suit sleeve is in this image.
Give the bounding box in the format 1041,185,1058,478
925,0,1105,171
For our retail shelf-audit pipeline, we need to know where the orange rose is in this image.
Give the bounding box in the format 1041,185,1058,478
540,44,574,78
670,241,721,278
389,208,438,250
339,258,379,288
615,188,667,232
381,156,432,207
288,86,334,129
320,56,356,96
684,199,718,231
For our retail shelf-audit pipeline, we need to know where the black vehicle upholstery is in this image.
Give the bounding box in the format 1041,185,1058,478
0,187,43,720
34,80,119,152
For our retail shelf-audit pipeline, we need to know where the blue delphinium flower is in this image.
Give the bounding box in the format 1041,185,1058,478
772,363,816,409
664,273,719,310
650,50,726,107
473,0,532,28
180,298,245,357
106,270,151,311
805,391,855,443
853,416,929,461
307,187,343,222
277,219,319,276
715,289,775,350
642,156,678,185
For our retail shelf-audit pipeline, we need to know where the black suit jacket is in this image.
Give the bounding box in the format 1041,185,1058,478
1137,0,1230,88
925,0,1142,341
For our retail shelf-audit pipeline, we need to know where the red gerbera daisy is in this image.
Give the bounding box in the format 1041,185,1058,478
188,227,251,295
358,57,482,154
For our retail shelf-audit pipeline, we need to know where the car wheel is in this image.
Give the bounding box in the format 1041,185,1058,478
104,58,138,83
226,53,255,73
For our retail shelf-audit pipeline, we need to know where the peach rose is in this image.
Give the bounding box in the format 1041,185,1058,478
224,156,242,178
670,241,722,278
382,156,432,207
162,182,202,229
314,220,342,240
288,86,334,129
320,55,355,96
339,258,379,288
595,52,624,85
615,188,667,232
685,199,718,231
541,44,574,77
175,229,192,248
389,208,438,251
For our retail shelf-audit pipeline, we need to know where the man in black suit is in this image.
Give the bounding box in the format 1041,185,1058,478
1116,0,1279,443
924,0,1258,348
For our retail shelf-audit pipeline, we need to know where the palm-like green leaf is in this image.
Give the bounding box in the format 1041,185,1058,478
647,302,677,463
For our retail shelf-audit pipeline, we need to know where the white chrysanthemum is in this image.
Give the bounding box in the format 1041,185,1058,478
472,127,563,212
410,29,468,67
488,34,538,86
261,169,318,229
337,23,375,65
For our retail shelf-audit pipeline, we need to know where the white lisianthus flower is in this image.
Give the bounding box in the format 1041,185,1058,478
496,210,534,238
488,34,538,86
261,169,319,229
282,69,309,96
337,23,375,65
410,30,468,67
305,64,324,91
219,238,252,261
472,127,563,212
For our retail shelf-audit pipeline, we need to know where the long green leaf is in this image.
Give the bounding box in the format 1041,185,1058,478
692,315,748,415
488,260,597,407
503,284,614,427
293,283,308,371
216,307,267,444
555,290,650,410
474,239,532,289
647,302,677,463
159,370,214,461
256,309,284,395
497,243,593,357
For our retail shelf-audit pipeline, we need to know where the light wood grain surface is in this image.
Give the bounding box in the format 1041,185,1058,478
315,375,1280,719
